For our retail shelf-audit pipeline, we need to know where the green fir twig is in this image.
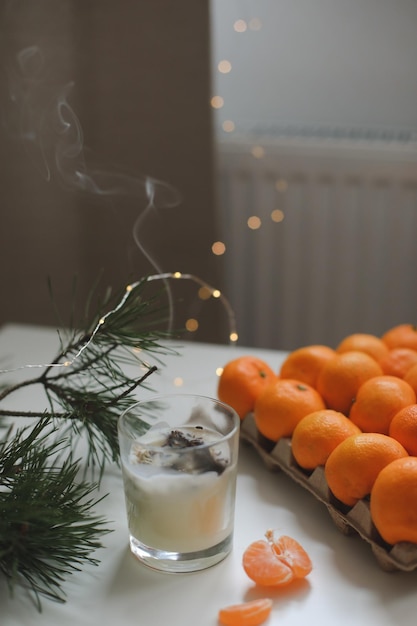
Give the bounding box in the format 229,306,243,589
0,277,179,609
0,418,110,609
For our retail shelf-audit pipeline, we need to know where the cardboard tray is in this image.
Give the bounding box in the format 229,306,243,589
240,412,417,573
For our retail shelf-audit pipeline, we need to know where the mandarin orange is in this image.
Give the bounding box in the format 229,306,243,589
336,332,389,362
370,456,417,544
316,350,383,415
382,323,417,350
389,404,417,456
404,362,417,396
378,347,417,378
218,598,273,626
291,409,361,470
265,530,313,579
254,378,325,442
279,344,336,389
349,375,416,434
324,432,408,507
242,531,312,586
217,356,277,419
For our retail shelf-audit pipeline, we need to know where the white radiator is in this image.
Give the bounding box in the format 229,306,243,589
215,136,417,351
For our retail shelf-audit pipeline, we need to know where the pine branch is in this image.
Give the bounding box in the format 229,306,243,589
0,277,179,609
0,279,178,474
0,418,111,609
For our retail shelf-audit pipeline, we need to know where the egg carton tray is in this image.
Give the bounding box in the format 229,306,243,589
240,412,417,573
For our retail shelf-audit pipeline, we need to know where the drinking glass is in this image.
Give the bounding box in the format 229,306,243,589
118,393,240,572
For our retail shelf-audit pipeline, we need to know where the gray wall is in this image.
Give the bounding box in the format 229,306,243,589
0,1,224,342
211,0,417,139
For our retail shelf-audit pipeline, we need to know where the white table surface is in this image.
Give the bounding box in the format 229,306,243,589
1,323,417,626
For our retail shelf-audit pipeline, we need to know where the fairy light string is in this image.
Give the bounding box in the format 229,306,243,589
0,272,238,374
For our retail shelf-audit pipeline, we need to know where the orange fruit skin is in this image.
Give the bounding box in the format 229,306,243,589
370,456,417,544
382,323,417,351
324,432,408,507
279,344,336,389
349,375,416,435
254,379,325,442
217,356,277,419
242,539,294,586
218,598,273,626
336,333,390,362
389,404,417,456
378,347,417,378
316,351,383,415
404,363,417,396
291,409,361,470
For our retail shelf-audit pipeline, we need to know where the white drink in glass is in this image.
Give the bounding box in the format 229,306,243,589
118,395,239,572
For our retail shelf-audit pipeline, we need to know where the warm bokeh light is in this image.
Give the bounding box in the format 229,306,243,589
275,178,288,192
185,318,199,332
212,289,221,298
198,286,212,300
234,19,247,33
218,60,232,73
229,332,239,343
173,377,184,387
222,120,235,133
211,95,224,109
271,209,285,222
251,145,265,159
248,216,261,229
212,241,226,255
216,367,224,377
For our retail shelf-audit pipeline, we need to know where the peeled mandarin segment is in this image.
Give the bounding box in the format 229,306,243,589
242,539,294,586
266,531,313,578
218,598,273,626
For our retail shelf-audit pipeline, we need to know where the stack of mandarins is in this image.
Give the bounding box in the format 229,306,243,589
217,324,417,547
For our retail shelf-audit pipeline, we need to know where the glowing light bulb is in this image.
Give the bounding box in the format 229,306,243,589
248,216,261,230
251,145,265,159
222,120,235,133
211,95,224,109
212,241,226,255
218,60,232,73
234,19,247,33
212,289,221,299
229,332,239,343
275,179,288,192
198,286,212,300
185,318,199,332
173,271,182,278
271,209,285,223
